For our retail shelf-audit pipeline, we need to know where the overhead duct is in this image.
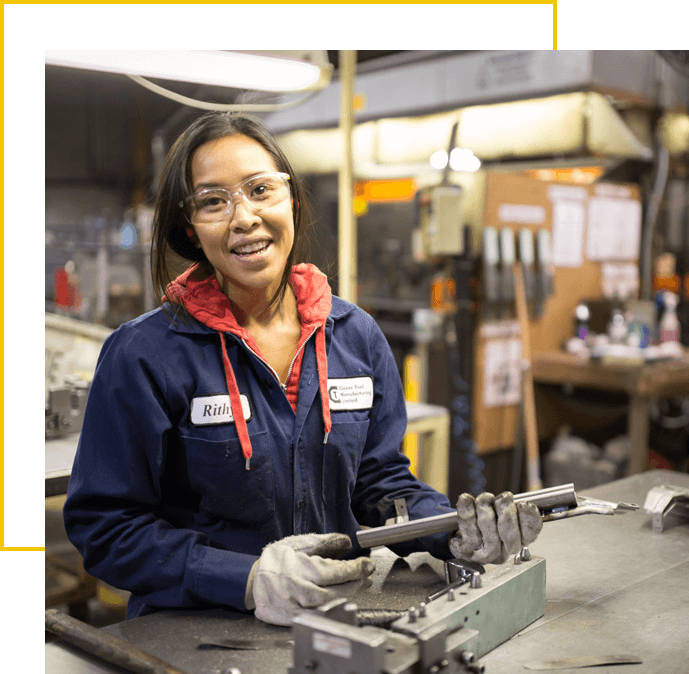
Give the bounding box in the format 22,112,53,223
262,50,688,135
278,92,653,179
457,93,651,162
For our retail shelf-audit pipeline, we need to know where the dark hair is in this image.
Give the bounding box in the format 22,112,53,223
150,111,311,314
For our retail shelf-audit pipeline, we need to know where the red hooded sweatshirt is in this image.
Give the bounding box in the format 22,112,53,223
164,263,333,469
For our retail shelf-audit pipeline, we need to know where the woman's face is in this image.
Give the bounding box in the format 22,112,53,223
188,133,294,299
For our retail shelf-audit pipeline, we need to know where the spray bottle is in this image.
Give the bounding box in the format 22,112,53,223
659,292,681,343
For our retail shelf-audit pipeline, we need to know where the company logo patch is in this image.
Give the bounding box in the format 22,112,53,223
327,376,373,411
190,394,252,426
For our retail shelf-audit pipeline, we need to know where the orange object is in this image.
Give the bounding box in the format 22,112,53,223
355,179,416,203
431,277,456,313
524,166,604,184
653,275,681,293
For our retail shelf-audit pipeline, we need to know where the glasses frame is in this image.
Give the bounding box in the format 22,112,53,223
179,172,291,225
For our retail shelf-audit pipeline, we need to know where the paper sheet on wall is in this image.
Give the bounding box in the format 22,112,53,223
586,198,642,261
551,200,585,267
601,262,639,299
483,338,522,408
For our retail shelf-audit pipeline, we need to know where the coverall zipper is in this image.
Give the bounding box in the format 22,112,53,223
241,326,317,397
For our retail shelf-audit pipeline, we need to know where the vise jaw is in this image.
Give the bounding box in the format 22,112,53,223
289,552,545,674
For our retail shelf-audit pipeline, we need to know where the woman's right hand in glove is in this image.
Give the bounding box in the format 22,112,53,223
245,532,376,626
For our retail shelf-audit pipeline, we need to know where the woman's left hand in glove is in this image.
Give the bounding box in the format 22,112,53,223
449,491,542,564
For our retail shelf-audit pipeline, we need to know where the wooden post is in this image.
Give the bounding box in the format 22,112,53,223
338,50,357,303
513,262,543,491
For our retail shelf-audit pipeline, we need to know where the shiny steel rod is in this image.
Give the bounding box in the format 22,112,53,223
356,483,576,548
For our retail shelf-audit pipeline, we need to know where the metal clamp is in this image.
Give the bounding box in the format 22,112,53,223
541,495,639,522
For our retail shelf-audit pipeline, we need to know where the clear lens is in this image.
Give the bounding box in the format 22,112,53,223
184,172,290,224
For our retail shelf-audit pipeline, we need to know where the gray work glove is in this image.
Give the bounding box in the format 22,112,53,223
449,491,542,564
245,532,375,626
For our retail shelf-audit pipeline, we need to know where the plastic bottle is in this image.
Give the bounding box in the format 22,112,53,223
575,302,589,340
659,292,681,343
608,309,628,344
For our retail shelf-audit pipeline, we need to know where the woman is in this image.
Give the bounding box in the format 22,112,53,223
63,112,541,626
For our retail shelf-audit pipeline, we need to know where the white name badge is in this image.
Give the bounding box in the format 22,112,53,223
190,394,252,426
327,377,374,411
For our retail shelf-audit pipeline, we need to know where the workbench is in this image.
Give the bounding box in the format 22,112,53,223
532,351,689,475
46,469,689,674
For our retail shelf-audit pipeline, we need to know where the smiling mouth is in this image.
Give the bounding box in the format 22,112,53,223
231,241,271,256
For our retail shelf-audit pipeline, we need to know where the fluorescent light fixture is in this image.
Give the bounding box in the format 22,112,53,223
45,50,331,93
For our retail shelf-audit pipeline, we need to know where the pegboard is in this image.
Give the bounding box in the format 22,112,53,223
473,171,641,453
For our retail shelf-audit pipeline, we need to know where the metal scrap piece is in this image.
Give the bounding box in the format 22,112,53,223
198,638,293,651
524,654,642,670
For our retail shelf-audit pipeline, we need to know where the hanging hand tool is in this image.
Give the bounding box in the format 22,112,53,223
499,228,516,313
482,227,501,319
517,229,537,313
534,229,555,318
356,483,639,548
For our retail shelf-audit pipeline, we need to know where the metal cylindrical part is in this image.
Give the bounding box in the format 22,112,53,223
356,484,576,548
45,609,191,674
459,651,476,665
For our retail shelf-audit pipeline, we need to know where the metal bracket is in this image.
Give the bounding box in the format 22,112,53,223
643,484,689,533
385,498,410,526
394,498,410,523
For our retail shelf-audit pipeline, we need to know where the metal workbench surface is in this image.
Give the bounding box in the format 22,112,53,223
46,469,689,674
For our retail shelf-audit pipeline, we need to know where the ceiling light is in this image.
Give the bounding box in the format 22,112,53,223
431,148,481,172
430,150,448,169
45,50,332,93
449,147,481,172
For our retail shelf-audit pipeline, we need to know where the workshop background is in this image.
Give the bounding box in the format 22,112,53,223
45,50,689,627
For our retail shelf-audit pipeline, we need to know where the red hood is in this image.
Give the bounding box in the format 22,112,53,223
164,263,331,339
163,263,333,469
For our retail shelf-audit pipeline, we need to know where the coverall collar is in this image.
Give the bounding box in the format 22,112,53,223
163,263,336,468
